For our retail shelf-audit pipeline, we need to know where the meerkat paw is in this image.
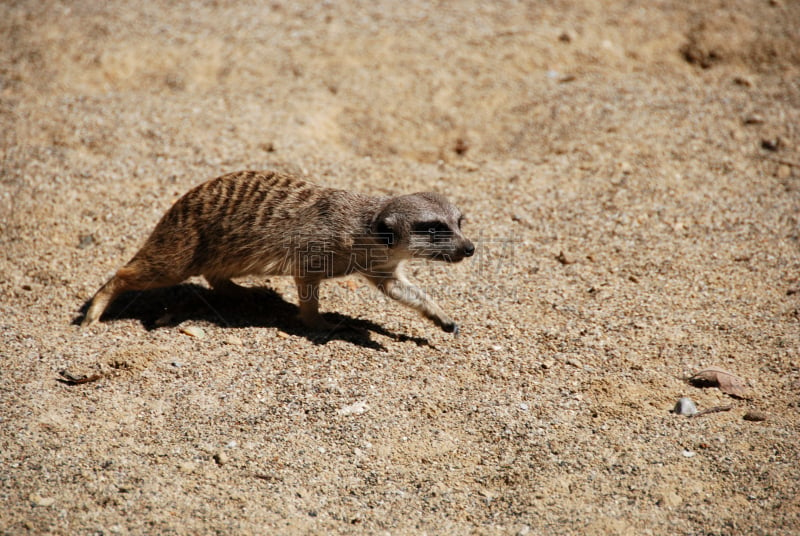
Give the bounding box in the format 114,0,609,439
80,314,98,328
81,302,104,328
298,313,336,332
441,321,459,335
429,313,459,334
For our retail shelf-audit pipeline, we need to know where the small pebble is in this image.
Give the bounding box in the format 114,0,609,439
178,461,197,473
743,114,764,125
541,359,556,369
673,397,698,416
511,213,532,227
180,326,205,339
29,494,56,507
77,234,95,249
338,400,369,416
761,137,781,151
743,410,767,422
213,450,229,465
171,361,183,368
658,491,683,508
566,358,582,368
776,165,791,180
682,449,696,458
555,250,576,265
224,335,243,346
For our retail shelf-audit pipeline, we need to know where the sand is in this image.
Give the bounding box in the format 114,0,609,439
1,1,799,534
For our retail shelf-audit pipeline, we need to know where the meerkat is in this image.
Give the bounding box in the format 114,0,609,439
81,170,474,334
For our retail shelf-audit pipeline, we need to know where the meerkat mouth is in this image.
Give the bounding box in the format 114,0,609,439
428,249,473,263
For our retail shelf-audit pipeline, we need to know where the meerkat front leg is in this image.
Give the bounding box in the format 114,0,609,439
365,273,459,334
294,275,333,331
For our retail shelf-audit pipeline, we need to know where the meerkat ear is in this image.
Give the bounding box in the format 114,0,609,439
371,214,397,247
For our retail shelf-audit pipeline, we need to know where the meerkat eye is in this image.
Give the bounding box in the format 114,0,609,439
414,221,439,234
413,221,452,242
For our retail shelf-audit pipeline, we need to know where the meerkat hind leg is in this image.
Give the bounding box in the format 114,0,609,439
205,275,250,297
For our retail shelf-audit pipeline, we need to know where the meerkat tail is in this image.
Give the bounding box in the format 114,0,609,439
81,264,184,327
81,274,128,327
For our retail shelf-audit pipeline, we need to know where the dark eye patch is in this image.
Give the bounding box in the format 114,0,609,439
413,221,453,242
413,221,448,234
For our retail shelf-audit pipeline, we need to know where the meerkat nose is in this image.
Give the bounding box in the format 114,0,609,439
463,242,475,257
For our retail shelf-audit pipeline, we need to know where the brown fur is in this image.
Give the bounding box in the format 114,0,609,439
81,170,474,333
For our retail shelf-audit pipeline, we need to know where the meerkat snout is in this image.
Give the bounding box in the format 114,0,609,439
81,170,474,335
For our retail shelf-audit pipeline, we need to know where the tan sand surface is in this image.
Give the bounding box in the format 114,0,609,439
1,1,799,534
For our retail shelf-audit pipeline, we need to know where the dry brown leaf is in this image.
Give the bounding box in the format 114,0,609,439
689,366,752,399
57,370,103,386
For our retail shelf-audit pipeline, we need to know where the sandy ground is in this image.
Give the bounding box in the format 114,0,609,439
2,1,800,534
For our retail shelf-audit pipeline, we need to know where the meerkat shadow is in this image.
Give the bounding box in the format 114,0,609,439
74,283,427,350
318,312,433,349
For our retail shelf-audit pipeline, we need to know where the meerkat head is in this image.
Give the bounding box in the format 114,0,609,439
370,192,475,263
